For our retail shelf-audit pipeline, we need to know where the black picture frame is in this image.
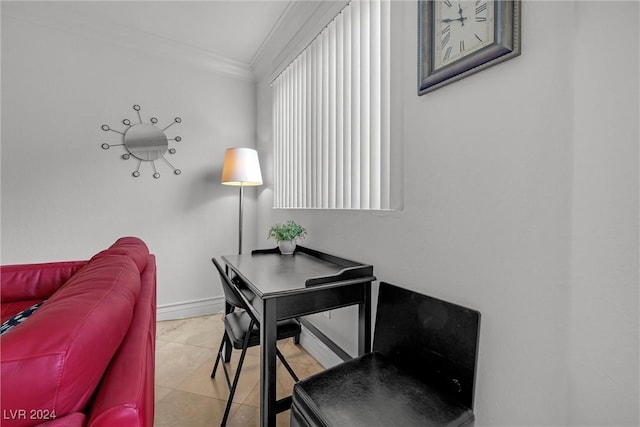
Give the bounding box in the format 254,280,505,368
418,0,521,95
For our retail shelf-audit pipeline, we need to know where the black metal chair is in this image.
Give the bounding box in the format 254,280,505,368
215,253,300,366
210,257,301,427
290,281,481,427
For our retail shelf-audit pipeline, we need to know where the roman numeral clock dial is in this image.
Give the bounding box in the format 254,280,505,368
433,0,495,70
419,0,520,94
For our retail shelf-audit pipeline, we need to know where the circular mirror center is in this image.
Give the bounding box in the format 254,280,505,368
124,123,168,161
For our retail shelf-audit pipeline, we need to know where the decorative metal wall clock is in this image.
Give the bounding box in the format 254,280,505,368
418,0,521,95
101,105,182,178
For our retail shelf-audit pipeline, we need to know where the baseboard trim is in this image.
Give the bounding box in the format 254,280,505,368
157,297,225,321
298,323,344,369
156,298,346,370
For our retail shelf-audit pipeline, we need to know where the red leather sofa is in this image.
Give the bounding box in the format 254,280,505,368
0,237,156,427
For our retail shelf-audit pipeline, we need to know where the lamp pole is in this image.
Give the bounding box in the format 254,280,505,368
238,184,244,255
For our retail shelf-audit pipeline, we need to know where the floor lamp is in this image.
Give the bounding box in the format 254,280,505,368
221,148,263,255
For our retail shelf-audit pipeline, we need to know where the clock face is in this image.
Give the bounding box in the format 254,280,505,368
433,0,495,70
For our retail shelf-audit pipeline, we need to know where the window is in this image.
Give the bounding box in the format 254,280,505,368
272,0,391,209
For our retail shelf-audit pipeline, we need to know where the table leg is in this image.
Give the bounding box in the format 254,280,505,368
358,283,372,355
260,298,277,427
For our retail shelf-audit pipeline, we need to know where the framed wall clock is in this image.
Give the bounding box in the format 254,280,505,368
418,0,521,95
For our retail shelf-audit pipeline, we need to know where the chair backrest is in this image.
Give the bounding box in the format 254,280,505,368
373,282,481,410
211,257,259,325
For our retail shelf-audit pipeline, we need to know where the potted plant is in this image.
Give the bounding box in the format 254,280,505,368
268,220,307,255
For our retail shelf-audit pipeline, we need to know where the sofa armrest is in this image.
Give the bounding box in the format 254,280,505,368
0,261,87,302
87,255,157,427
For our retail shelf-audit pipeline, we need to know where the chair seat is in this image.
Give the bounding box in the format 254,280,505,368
291,352,475,427
224,311,301,350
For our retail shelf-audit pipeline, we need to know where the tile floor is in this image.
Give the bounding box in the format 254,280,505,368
154,314,324,427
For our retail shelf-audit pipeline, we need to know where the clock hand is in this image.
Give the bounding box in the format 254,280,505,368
442,16,467,25
457,1,466,26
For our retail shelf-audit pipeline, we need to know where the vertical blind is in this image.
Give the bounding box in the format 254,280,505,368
272,0,391,209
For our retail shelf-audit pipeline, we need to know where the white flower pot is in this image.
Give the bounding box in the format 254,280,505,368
278,240,296,255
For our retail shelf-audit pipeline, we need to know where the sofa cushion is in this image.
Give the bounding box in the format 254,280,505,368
91,236,149,273
0,254,142,427
1,299,44,323
0,301,44,335
0,261,87,303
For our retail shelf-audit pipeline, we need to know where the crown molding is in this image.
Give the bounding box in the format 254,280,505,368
249,0,296,68
251,0,348,82
2,4,255,81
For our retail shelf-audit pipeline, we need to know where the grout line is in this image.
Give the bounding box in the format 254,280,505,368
154,315,321,426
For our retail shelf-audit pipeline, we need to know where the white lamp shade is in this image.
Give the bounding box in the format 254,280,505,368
221,147,263,186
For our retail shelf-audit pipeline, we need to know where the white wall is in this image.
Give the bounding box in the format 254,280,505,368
253,1,639,426
569,2,639,425
0,4,261,314
1,1,637,424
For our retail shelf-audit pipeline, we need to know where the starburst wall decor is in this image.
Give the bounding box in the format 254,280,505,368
101,104,182,178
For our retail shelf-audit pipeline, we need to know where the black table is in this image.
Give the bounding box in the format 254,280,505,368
222,246,375,427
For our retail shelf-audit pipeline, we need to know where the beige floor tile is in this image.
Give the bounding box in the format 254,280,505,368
155,340,213,389
154,389,230,427
225,405,291,427
176,352,261,404
156,385,173,404
241,360,323,408
156,318,191,339
154,314,324,427
158,314,224,349
277,340,325,371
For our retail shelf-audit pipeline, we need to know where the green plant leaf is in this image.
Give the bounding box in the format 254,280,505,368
267,220,307,242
